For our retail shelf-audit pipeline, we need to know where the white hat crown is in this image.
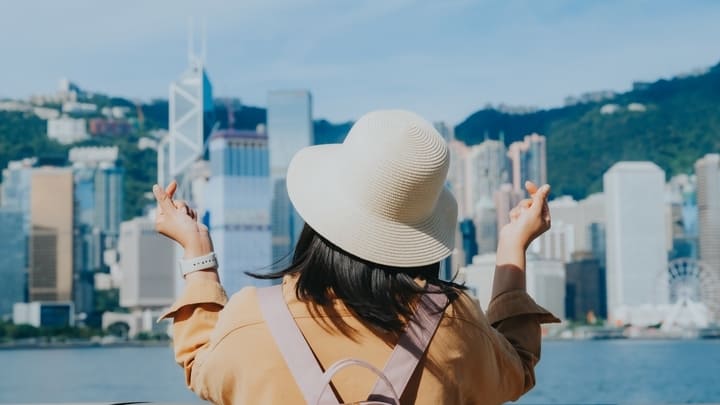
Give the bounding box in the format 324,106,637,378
341,110,450,223
287,109,457,267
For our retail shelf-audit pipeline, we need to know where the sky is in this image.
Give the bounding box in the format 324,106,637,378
2,0,720,124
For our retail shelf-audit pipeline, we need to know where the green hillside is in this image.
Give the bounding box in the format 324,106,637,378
3,62,719,219
455,61,720,198
0,101,350,220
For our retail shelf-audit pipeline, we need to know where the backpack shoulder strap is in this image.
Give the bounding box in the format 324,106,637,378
256,284,340,405
367,289,450,403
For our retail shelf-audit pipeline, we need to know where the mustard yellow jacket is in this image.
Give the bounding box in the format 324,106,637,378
161,275,559,404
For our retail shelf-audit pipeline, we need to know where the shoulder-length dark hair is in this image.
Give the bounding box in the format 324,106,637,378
249,224,465,334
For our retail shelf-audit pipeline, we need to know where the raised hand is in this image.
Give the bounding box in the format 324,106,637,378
500,181,551,250
152,181,213,258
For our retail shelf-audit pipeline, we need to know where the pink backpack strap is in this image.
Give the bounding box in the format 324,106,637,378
367,288,449,403
257,284,450,404
257,285,340,405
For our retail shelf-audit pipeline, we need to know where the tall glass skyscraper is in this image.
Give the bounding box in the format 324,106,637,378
0,208,25,317
159,47,214,200
1,158,36,233
1,159,37,317
267,90,313,261
205,129,273,294
69,147,124,314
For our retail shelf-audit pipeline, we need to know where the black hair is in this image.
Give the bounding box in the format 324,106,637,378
249,224,465,334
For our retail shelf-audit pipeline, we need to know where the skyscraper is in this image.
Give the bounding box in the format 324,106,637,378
507,133,547,194
465,139,508,253
1,157,36,233
206,129,273,293
118,217,176,309
604,162,668,324
565,252,606,321
267,90,313,261
159,43,214,198
493,183,523,235
0,208,25,317
695,154,720,320
446,140,471,218
69,146,124,314
473,200,497,254
29,167,74,302
526,255,566,320
466,139,509,208
666,174,698,260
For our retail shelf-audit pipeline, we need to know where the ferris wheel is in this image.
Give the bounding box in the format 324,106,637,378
663,258,720,324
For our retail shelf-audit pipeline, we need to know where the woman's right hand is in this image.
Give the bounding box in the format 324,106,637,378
152,181,213,258
499,181,552,250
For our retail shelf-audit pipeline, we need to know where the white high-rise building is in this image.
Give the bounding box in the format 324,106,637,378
536,193,606,262
507,133,547,195
526,256,566,320
118,217,176,309
461,253,565,320
530,221,575,263
460,253,496,310
695,154,720,321
493,183,523,235
447,140,471,218
466,139,508,253
267,90,313,261
159,41,214,198
206,130,273,294
466,139,509,209
604,162,669,324
695,154,720,273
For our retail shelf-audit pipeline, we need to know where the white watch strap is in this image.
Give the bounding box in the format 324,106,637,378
179,252,218,276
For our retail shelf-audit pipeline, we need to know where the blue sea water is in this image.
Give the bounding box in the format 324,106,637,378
0,340,718,404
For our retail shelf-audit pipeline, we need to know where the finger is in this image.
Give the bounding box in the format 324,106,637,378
190,208,198,221
152,184,175,213
174,200,190,215
530,184,551,215
165,180,178,200
520,198,532,208
525,181,538,196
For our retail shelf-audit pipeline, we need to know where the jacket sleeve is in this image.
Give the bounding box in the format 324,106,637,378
158,278,228,397
484,289,560,400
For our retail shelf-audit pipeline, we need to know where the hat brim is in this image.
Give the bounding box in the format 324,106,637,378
286,144,457,268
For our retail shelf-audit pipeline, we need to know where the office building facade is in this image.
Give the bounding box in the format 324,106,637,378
565,253,607,322
604,162,668,324
507,133,547,195
29,168,74,302
206,130,273,293
118,217,176,309
0,209,26,317
267,90,313,260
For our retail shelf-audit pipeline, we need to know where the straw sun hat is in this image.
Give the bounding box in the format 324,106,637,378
286,109,458,268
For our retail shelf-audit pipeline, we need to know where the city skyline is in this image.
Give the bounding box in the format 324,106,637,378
2,1,720,123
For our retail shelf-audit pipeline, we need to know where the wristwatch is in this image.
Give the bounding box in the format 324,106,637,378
179,252,218,276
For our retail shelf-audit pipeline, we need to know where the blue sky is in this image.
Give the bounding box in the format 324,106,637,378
2,0,720,124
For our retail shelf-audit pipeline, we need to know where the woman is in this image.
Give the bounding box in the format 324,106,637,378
154,110,558,404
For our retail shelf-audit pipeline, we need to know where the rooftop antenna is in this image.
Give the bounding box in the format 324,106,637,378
201,17,207,64
188,18,195,64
